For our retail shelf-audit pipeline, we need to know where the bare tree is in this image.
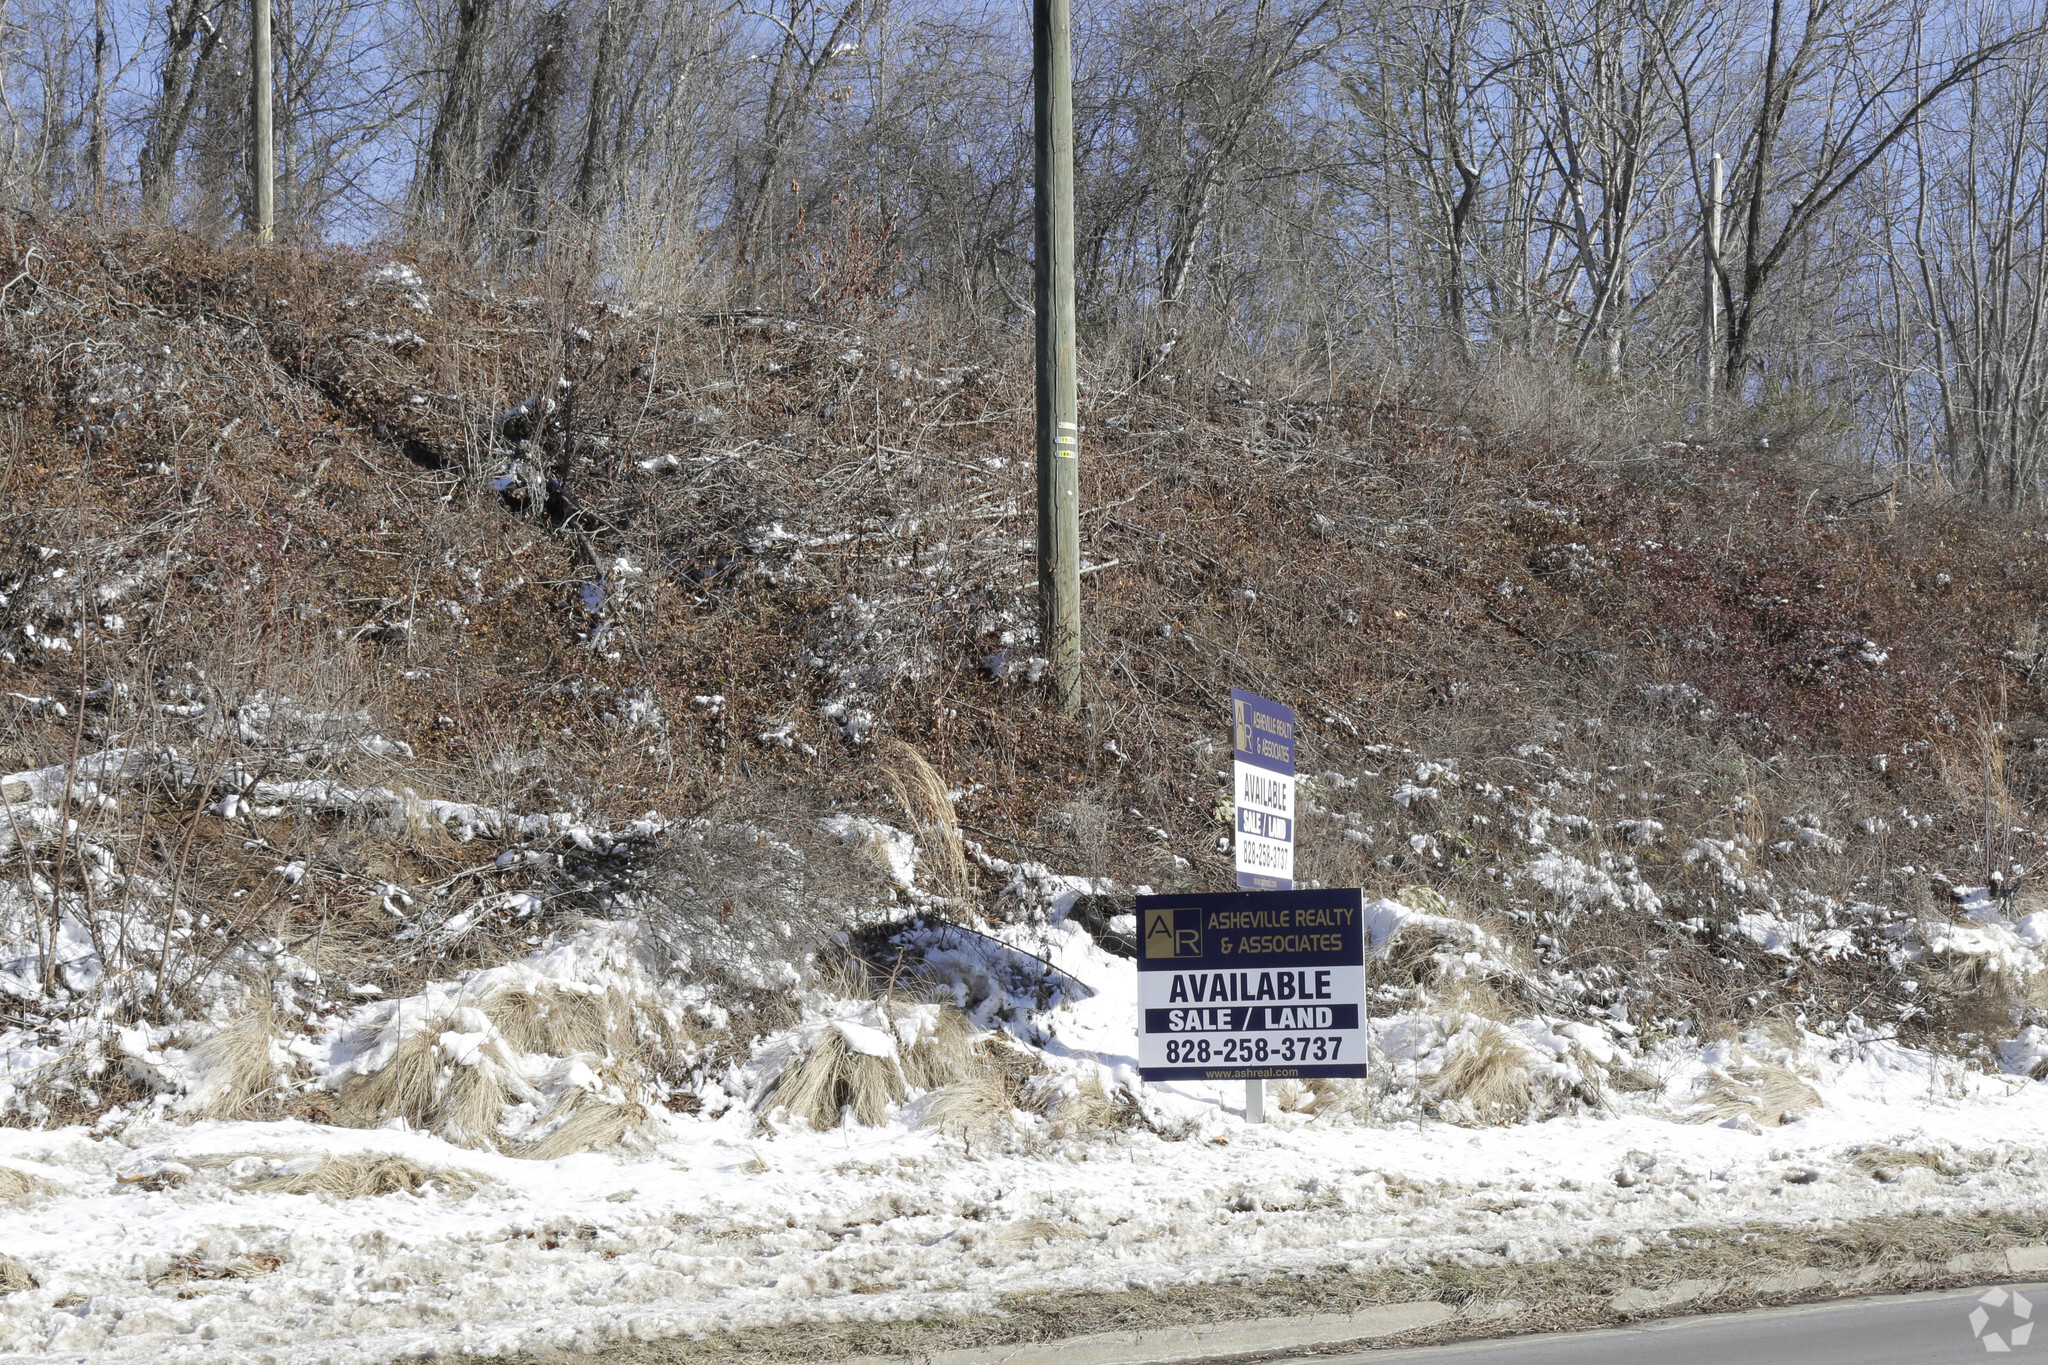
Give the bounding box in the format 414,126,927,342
1715,0,2041,391
138,0,228,220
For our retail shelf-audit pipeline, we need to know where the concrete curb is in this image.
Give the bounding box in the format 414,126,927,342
842,1302,1454,1365
841,1243,2048,1365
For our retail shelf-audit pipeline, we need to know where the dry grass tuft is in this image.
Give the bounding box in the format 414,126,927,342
1306,1077,1373,1122
0,1254,35,1294
313,980,680,1157
477,983,659,1065
1693,1062,1822,1127
762,1002,1010,1132
1850,1146,1954,1182
921,1072,1016,1138
239,1153,482,1199
1604,1062,1667,1094
764,1025,907,1130
1425,1020,1535,1126
1041,1072,1131,1137
990,1216,1084,1245
333,1017,524,1148
185,1005,288,1120
0,1166,51,1203
517,1095,651,1158
879,739,969,898
898,1008,980,1091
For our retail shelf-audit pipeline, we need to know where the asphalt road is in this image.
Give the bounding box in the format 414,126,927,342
1290,1284,2048,1365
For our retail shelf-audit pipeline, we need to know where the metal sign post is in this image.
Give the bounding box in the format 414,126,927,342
1226,687,1298,1121
1231,688,1295,891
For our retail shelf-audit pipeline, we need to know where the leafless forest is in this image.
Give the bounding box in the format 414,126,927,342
4,0,2048,501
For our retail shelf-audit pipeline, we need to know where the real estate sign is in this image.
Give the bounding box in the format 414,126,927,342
1134,888,1368,1081
1231,687,1295,890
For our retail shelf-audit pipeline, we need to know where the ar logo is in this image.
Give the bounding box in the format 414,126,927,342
1233,698,1251,754
1143,908,1202,959
1972,1287,2035,1352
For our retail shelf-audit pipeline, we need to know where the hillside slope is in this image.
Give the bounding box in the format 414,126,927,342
2,222,2048,1359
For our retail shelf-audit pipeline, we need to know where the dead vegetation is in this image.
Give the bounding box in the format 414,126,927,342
1692,1061,1824,1128
1849,1145,1961,1182
330,1020,526,1148
0,1166,50,1202
757,1004,1029,1133
1424,1021,1546,1126
0,1255,34,1294
237,1153,482,1199
4,219,2048,1133
147,1249,285,1288
183,1004,293,1120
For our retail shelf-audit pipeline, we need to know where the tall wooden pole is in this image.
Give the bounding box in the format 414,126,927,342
1034,0,1082,715
252,0,275,242
1702,151,1722,397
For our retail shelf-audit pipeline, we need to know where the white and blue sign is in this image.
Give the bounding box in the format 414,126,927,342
1135,888,1367,1081
1231,687,1295,890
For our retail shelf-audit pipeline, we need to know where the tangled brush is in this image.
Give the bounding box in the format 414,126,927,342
1374,889,1545,1016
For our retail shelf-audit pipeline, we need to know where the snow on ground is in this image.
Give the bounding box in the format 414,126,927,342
4,909,2048,1365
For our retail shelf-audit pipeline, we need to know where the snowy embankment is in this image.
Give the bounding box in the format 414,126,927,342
3,904,2048,1364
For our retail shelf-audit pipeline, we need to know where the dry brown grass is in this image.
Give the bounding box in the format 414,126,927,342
1693,1062,1822,1127
1425,1021,1537,1126
0,1166,50,1203
517,1095,653,1158
239,1153,483,1198
879,740,970,899
185,1004,290,1120
762,1025,906,1130
0,1254,35,1294
333,1015,523,1148
1850,1146,1957,1182
475,982,685,1071
757,999,1026,1133
921,1073,1016,1138
1040,1072,1133,1137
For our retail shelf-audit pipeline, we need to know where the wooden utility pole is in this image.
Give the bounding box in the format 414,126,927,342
1034,0,1082,714
1701,151,1722,397
251,0,275,242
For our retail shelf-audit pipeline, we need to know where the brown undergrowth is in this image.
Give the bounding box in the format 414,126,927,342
3,213,2048,1111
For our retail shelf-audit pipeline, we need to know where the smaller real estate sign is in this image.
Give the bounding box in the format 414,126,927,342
1134,888,1367,1081
1230,687,1295,890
